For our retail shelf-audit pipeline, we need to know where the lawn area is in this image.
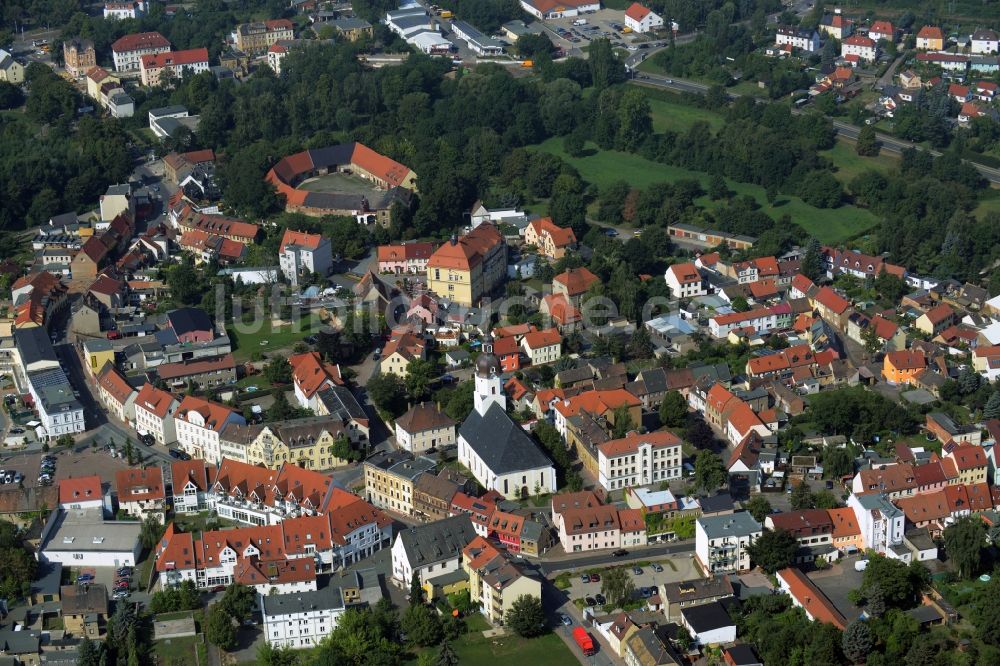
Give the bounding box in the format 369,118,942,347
411,615,580,665
646,96,724,133
973,188,1000,220
728,80,768,98
820,141,899,185
227,317,325,361
153,634,208,666
173,511,237,538
531,137,880,244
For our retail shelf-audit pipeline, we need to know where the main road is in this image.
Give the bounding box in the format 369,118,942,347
630,72,1000,185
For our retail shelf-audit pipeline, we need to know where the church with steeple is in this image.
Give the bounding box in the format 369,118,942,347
457,353,557,500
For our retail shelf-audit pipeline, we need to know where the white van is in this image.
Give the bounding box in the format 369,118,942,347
573,18,587,26
854,559,869,572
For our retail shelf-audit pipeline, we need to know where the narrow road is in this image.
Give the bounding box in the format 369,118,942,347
631,73,1000,184
876,53,905,90
537,540,695,575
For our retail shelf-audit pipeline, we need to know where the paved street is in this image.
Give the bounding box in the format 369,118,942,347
537,541,695,575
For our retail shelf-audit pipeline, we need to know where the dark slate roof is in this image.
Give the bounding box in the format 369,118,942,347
0,629,40,654
698,492,735,514
681,600,735,632
396,514,477,567
260,584,344,616
459,403,553,474
167,307,213,337
13,327,57,366
319,385,367,422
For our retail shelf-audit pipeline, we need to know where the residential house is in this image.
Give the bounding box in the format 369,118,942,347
882,349,927,385
812,287,852,329
973,345,1000,381
665,262,707,298
412,469,467,523
552,265,599,306
115,466,166,520
662,576,734,621
848,493,905,556
971,28,999,55
842,34,877,62
868,20,895,42
926,412,981,446
58,476,109,514
172,458,213,513
363,451,437,517
279,229,332,286
377,242,435,274
695,512,761,574
551,491,647,552
175,395,246,463
140,48,210,87
819,11,852,40
521,327,562,365
380,329,427,378
915,303,956,336
111,31,171,72
765,509,834,561
776,25,820,51
776,568,847,629
156,353,237,389
96,363,138,426
828,507,863,553
395,402,456,454
389,513,477,588
134,383,180,445
945,444,988,485
462,536,542,626
63,37,96,78
524,217,577,259
61,584,109,639
234,19,295,53
0,49,25,84
916,26,945,50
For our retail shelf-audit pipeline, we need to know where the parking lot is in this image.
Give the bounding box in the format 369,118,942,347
808,556,867,621
564,554,700,607
541,8,662,54
0,445,135,491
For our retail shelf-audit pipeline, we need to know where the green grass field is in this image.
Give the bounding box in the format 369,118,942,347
647,97,724,132
974,188,1000,220
409,615,580,665
820,141,899,185
531,137,879,244
227,317,324,360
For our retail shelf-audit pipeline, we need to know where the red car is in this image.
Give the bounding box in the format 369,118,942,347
589,573,601,583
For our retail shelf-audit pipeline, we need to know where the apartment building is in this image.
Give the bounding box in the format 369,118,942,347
134,383,180,445
695,512,762,575
111,31,171,72
175,395,246,463
426,224,507,306
234,19,295,53
364,451,437,516
597,430,683,491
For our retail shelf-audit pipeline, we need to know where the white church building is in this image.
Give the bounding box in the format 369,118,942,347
457,354,557,500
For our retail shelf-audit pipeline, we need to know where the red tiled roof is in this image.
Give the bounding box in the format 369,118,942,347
814,287,851,315
428,224,503,272
141,47,209,69
949,443,986,471
844,34,875,47
553,389,641,419
279,229,323,253
59,476,103,505
528,217,577,248
290,351,343,398
922,303,954,325
885,349,926,371
349,142,413,188
135,383,177,419
542,293,581,325
175,395,240,433
827,507,860,538
667,262,702,286
553,266,599,296
115,467,165,503
625,2,651,21
377,242,435,263
112,31,170,53
727,401,765,437
522,327,562,350
897,490,949,524
917,25,943,39
172,459,211,493
777,568,847,629
157,354,236,381
97,363,135,406
598,430,681,458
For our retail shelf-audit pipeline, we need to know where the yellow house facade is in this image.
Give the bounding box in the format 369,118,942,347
245,419,350,470
83,339,116,378
426,224,506,307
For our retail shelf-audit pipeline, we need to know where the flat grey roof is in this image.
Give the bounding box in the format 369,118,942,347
261,585,344,616
698,512,761,539
41,508,141,554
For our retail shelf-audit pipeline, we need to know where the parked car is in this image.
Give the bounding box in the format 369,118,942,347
652,563,663,573
612,549,628,557
580,574,590,583
632,566,643,575
584,596,597,607
168,449,183,459
560,614,572,626
76,574,94,584
595,593,606,605
9,428,23,434
590,573,601,583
